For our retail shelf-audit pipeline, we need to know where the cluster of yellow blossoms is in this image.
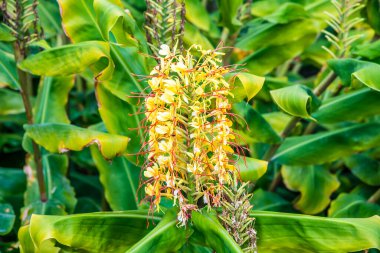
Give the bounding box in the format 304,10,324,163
144,44,237,225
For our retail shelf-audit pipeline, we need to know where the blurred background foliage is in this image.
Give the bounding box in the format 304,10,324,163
0,0,380,252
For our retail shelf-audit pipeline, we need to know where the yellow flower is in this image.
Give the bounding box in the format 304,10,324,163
144,164,161,180
160,89,176,104
156,111,172,122
158,139,173,152
158,44,171,56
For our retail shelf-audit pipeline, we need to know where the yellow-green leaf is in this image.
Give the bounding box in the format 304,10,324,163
19,41,113,81
24,123,130,160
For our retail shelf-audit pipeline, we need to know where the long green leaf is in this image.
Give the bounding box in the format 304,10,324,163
232,102,281,144
236,19,319,51
127,209,191,253
254,211,380,252
273,123,380,165
251,189,293,212
328,193,380,218
19,41,113,81
38,0,62,37
344,154,380,186
216,0,243,32
313,88,380,124
95,84,143,163
34,77,74,124
242,34,316,75
185,0,211,31
0,89,24,115
22,210,160,252
192,211,243,253
24,123,130,160
0,45,19,89
90,146,140,211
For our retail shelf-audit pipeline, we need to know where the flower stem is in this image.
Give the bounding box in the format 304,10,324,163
14,41,47,202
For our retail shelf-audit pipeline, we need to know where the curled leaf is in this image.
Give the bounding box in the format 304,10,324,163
270,84,320,119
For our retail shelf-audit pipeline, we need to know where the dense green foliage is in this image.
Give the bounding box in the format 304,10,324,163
0,0,380,252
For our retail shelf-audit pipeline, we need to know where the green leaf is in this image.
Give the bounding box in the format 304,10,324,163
328,193,380,218
24,123,130,160
185,0,211,31
328,58,380,91
59,0,143,46
0,89,24,115
34,77,75,124
24,154,77,214
362,0,380,35
19,41,114,81
90,146,140,211
270,84,320,119
0,203,15,235
0,45,19,89
254,211,380,252
262,3,309,24
353,40,380,60
262,111,295,135
344,154,380,186
93,0,139,47
282,166,340,214
38,0,62,37
242,34,316,75
58,0,152,105
18,225,35,253
228,73,265,102
22,210,159,252
103,44,151,105
183,23,214,51
273,123,380,166
236,19,319,51
216,0,243,32
237,156,268,182
251,189,292,212
0,168,26,203
192,211,243,253
232,103,281,144
0,23,15,42
21,199,67,225
313,88,380,124
57,0,104,42
95,84,143,164
127,209,191,253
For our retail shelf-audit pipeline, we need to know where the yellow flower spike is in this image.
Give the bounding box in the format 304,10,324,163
143,44,239,226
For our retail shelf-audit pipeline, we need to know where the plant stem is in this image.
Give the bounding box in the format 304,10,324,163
368,188,380,203
313,71,337,96
14,41,47,202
